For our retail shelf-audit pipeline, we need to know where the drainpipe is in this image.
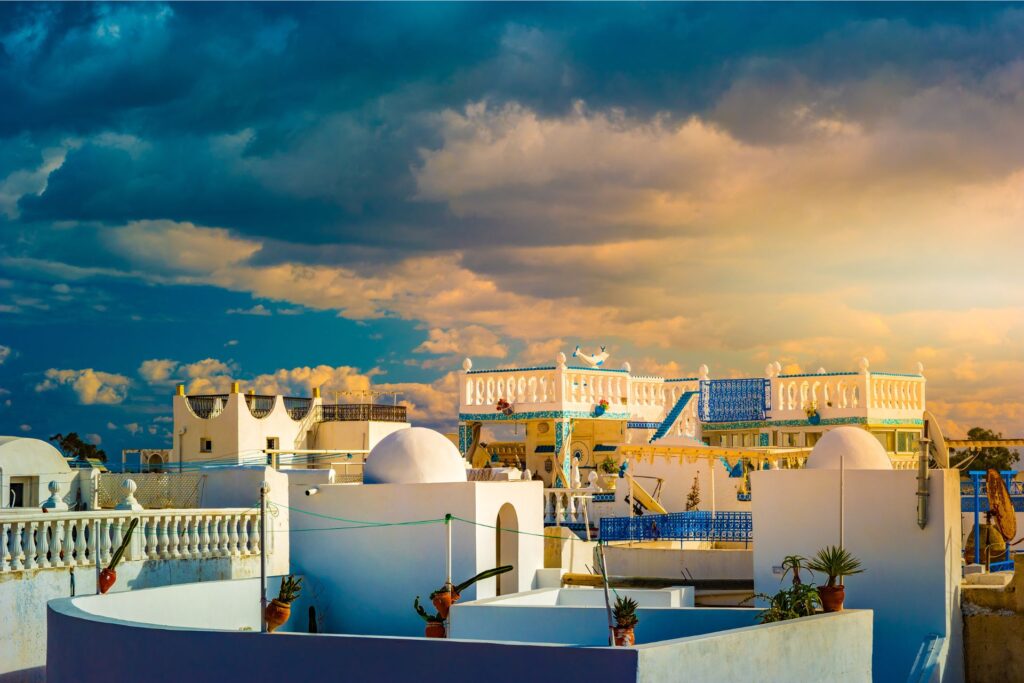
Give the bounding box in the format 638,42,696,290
0,466,4,509
917,421,931,529
178,426,187,474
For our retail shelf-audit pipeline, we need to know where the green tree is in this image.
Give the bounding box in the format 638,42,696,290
49,432,107,463
685,475,701,511
950,427,1019,472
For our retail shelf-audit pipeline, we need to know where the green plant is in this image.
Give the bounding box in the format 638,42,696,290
599,456,618,474
277,575,303,604
748,583,821,623
612,595,639,628
685,475,700,511
106,518,139,571
413,596,443,623
806,546,864,588
431,565,514,598
780,555,810,586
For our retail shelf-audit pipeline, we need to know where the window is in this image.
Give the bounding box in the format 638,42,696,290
781,432,800,448
805,432,821,448
742,433,754,447
897,432,921,453
200,438,213,453
267,437,279,451
871,431,895,452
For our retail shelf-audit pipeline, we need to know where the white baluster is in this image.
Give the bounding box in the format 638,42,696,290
101,519,115,565
191,515,202,559
250,513,261,555
0,522,9,572
214,516,227,557
110,518,124,567
74,519,87,566
169,515,182,559
158,516,170,559
238,515,249,555
146,517,159,559
228,515,240,557
201,515,212,557
10,523,24,571
36,521,51,569
52,519,65,567
24,522,38,570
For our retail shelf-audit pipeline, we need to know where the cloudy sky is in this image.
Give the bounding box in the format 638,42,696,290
1,3,1023,456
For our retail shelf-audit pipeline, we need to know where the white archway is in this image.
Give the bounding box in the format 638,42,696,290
495,502,519,596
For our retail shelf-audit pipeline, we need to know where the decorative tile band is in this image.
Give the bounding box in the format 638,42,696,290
459,410,631,422
702,417,924,431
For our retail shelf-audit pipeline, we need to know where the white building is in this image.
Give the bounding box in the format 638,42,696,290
0,436,81,509
171,383,410,477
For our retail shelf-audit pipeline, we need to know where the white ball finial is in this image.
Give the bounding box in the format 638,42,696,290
698,364,709,380
622,361,632,373
858,357,870,373
817,367,827,374
765,363,776,378
556,351,567,367
774,361,782,373
462,357,473,372
116,478,144,511
916,361,925,375
41,480,69,510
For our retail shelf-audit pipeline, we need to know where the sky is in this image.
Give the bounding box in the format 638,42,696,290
1,2,1023,457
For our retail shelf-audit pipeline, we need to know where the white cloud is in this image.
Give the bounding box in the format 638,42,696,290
0,345,10,365
35,368,130,404
415,326,507,358
19,424,30,432
227,303,272,316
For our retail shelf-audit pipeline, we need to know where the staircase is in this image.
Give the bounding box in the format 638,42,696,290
650,391,697,443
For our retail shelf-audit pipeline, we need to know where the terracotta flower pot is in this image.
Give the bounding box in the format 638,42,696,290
431,590,460,619
264,598,292,633
819,585,845,612
425,622,446,638
613,626,635,647
98,568,117,594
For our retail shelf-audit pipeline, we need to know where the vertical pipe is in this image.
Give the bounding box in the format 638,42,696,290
839,455,845,587
973,474,981,565
259,482,268,633
917,421,930,529
597,541,615,647
445,513,453,635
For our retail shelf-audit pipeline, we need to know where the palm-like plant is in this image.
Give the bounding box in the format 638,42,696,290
806,546,864,588
750,583,821,624
780,555,810,586
277,575,303,604
612,596,639,628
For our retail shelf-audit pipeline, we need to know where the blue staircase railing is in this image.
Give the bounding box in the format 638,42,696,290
600,511,752,544
649,391,696,443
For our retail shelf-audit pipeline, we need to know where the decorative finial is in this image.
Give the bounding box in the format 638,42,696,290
230,381,240,394
698,364,709,380
773,361,782,373
817,367,827,374
765,363,776,378
556,351,567,368
622,361,631,373
916,361,925,376
462,357,473,372
858,357,870,373
115,478,143,511
41,480,69,511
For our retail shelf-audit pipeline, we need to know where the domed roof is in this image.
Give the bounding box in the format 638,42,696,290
0,437,71,475
364,427,468,485
806,427,893,471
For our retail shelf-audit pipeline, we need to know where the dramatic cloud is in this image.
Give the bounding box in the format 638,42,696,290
35,368,131,405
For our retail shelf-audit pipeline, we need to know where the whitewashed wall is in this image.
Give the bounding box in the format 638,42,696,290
285,479,543,637
751,468,962,683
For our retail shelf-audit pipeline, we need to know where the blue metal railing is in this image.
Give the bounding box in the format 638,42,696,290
964,470,1020,567
600,511,752,544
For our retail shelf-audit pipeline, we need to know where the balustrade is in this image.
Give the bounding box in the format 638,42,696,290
0,508,262,575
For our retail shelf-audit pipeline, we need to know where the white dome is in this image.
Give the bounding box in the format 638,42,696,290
806,427,892,470
364,428,468,485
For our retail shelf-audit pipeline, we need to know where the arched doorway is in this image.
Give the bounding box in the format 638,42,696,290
148,453,164,472
495,502,519,596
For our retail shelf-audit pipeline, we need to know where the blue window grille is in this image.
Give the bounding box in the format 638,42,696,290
698,379,771,423
600,511,752,545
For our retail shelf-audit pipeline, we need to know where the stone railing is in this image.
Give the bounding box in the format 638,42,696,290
544,488,595,532
0,508,263,574
459,356,703,424
768,366,925,423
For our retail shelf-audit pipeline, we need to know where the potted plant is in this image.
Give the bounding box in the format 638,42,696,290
748,583,821,623
807,546,864,612
414,596,446,638
612,595,639,646
594,398,610,417
430,565,513,619
495,398,514,416
780,554,809,585
98,518,139,594
804,401,821,425
264,575,302,632
597,456,619,490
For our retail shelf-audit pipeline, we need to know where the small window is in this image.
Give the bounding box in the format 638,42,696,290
267,437,279,451
806,432,821,448
200,438,213,453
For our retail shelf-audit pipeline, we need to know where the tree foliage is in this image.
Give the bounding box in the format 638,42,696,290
950,427,1019,473
685,475,701,511
49,432,107,462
